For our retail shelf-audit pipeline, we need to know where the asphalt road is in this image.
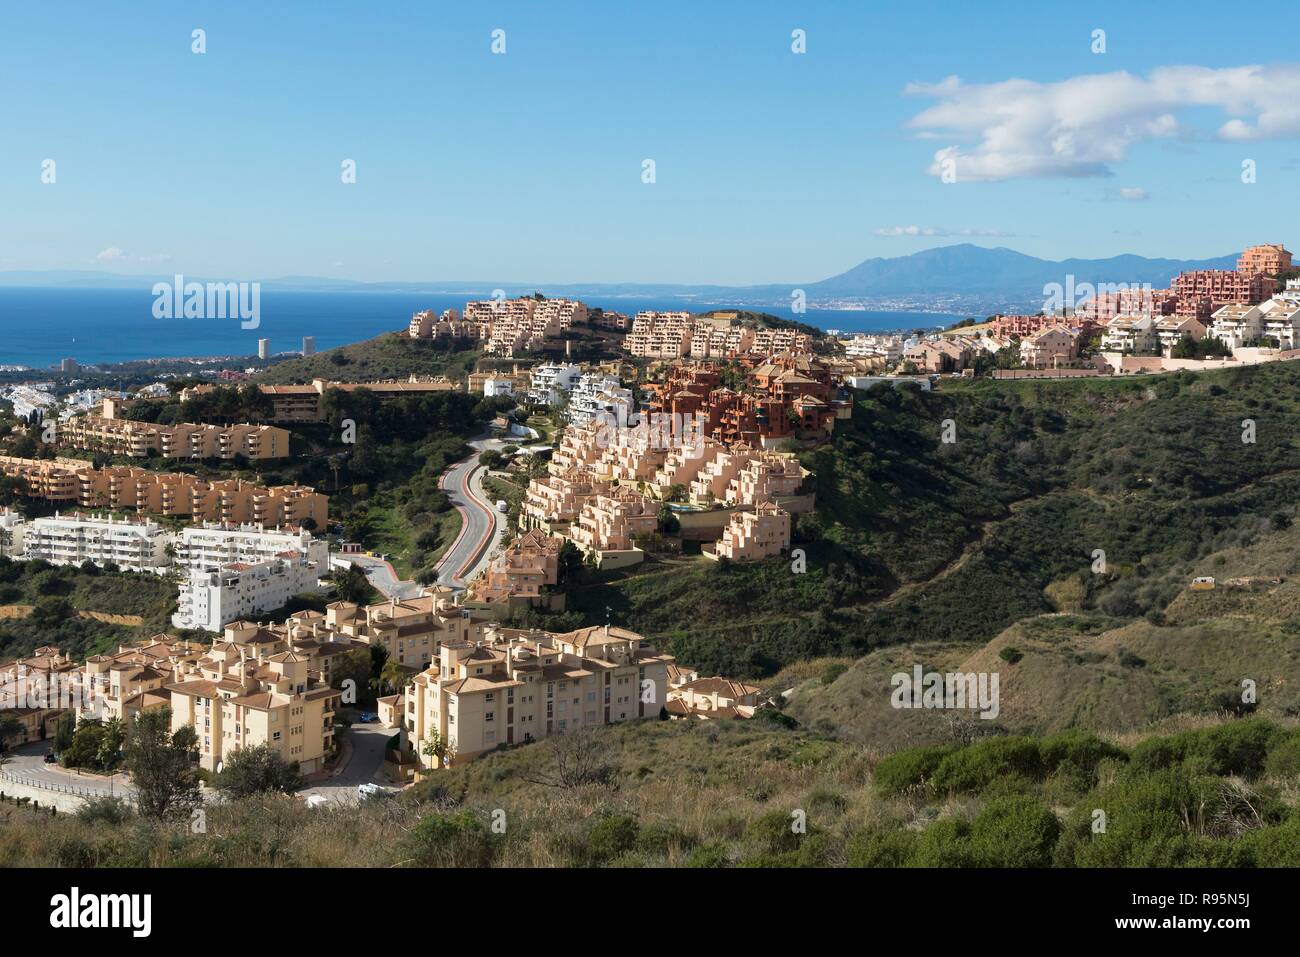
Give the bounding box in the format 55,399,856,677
434,439,507,589
1,739,135,801
345,553,422,600
299,724,393,805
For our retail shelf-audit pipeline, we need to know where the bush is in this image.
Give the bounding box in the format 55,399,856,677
998,647,1023,664
930,737,1044,795
846,826,918,867
1264,731,1300,780
587,814,639,864
76,795,134,826
873,744,956,796
401,810,494,867
966,796,1060,867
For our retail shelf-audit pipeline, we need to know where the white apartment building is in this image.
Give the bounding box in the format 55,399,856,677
527,363,581,406
173,557,326,632
21,511,172,573
0,508,26,558
174,523,329,573
1258,299,1300,349
1209,304,1264,350
1100,315,1157,353
567,373,633,428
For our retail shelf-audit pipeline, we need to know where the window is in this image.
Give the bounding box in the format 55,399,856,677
485,712,494,722
273,731,281,741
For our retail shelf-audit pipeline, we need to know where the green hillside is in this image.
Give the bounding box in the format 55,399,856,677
572,361,1300,680
257,332,480,384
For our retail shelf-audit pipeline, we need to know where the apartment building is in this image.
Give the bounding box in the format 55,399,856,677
181,377,458,422
0,508,25,558
404,624,674,768
315,591,483,671
167,639,341,774
459,297,589,356
466,529,564,606
721,452,806,506
60,400,290,460
706,502,791,561
521,470,608,533
526,363,582,406
666,675,769,720
173,556,328,632
1154,317,1208,356
567,485,659,560
0,646,79,744
567,372,633,428
625,311,693,359
175,523,329,572
0,456,327,527
1209,304,1264,349
21,511,172,573
408,308,468,339
80,636,207,723
904,338,971,373
1258,300,1300,348
1237,243,1293,276
1019,326,1078,369
1170,270,1275,320
1100,315,1158,353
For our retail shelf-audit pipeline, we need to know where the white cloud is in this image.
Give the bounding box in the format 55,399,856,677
874,225,1015,238
93,247,170,266
1117,187,1149,201
905,64,1300,181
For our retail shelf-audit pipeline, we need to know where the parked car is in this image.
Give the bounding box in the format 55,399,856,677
44,751,57,764
496,499,509,513
357,711,377,723
357,783,389,799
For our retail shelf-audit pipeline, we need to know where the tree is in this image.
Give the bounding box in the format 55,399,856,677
421,729,450,768
121,708,201,822
519,727,619,790
214,744,303,798
380,658,409,695
0,712,25,750
53,712,76,753
334,565,377,604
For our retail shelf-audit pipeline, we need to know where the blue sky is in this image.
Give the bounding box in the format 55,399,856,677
2,0,1298,285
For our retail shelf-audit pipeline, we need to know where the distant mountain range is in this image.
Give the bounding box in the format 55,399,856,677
0,245,1240,313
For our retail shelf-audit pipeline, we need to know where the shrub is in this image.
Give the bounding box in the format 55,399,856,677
401,810,494,867
998,647,1023,664
846,826,918,867
873,744,956,796
930,737,1044,795
76,795,134,826
821,663,848,685
966,796,1060,867
745,809,804,856
587,814,639,864
1264,731,1300,781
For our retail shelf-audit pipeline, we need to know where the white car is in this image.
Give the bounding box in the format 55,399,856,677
357,783,389,799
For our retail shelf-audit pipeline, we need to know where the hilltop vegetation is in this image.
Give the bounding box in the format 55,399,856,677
569,361,1300,685
0,558,176,663
256,333,480,385
4,715,1297,868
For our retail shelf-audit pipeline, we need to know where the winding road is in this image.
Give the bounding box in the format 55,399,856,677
433,438,509,589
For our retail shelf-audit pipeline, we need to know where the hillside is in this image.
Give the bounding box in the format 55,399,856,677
567,361,1300,684
5,714,1298,868
257,332,480,384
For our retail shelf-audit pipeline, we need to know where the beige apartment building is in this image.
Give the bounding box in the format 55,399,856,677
404,624,674,768
60,401,290,460
568,485,659,558
182,377,459,422
466,529,563,607
666,674,769,720
1018,326,1078,369
0,456,327,527
167,639,341,774
706,501,791,561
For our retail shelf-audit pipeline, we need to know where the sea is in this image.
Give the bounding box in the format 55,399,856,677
0,286,958,370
